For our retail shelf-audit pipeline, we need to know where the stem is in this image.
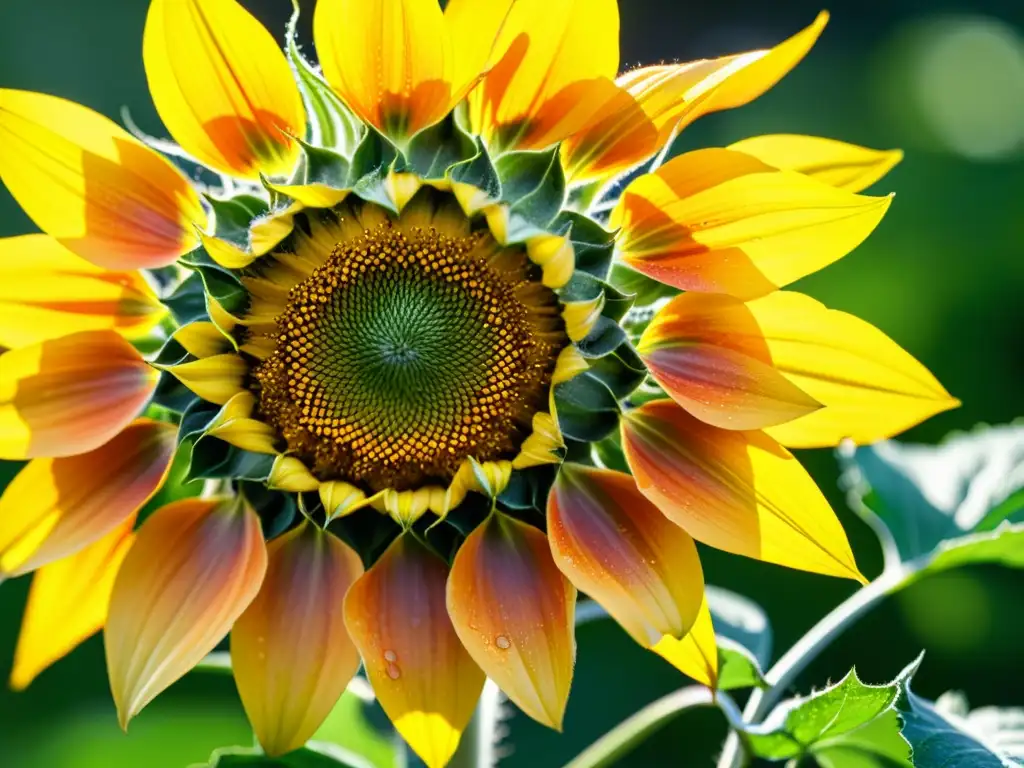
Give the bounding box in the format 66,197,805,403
565,686,715,768
716,568,906,768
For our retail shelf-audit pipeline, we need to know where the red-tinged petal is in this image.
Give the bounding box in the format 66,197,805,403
651,595,718,688
9,515,135,691
548,464,704,647
0,89,204,270
232,523,363,756
344,534,484,768
0,419,175,576
105,497,267,729
467,0,620,152
638,292,821,430
448,512,576,729
621,400,864,582
0,330,159,460
144,0,305,179
610,148,891,300
0,234,165,348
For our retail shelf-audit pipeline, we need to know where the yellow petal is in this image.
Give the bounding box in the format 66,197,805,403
0,330,159,460
345,534,484,768
144,0,305,179
10,515,135,691
448,512,576,729
233,523,363,756
467,0,620,152
105,497,267,729
549,464,705,647
268,455,320,493
729,135,903,193
0,89,204,269
611,148,892,299
744,291,960,447
206,392,278,455
650,596,719,688
314,0,454,139
443,0,515,95
0,419,175,576
0,234,165,348
172,321,233,359
159,353,247,405
621,399,864,582
637,292,821,430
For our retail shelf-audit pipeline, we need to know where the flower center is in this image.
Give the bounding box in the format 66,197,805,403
250,206,565,492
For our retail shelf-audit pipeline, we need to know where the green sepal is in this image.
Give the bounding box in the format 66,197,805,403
497,464,558,516
601,282,635,322
150,370,197,413
151,335,190,368
184,436,275,484
348,127,400,212
558,270,604,304
592,434,628,473
164,272,209,326
329,506,402,569
448,136,502,200
496,145,566,229
289,140,352,192
554,373,621,442
404,113,477,180
178,398,220,445
576,316,627,359
184,254,248,316
239,481,298,540
609,262,679,307
552,210,616,280
203,194,270,250
586,340,646,399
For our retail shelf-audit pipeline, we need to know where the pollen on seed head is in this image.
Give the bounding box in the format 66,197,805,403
250,213,566,492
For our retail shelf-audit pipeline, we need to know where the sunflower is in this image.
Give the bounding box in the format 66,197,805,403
0,1,958,766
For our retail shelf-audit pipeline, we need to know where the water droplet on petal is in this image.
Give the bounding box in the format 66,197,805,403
386,662,401,679
495,634,511,650
384,649,397,662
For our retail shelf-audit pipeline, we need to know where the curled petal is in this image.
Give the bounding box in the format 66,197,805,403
548,464,704,647
159,353,248,406
448,512,576,729
0,89,204,269
344,534,484,768
10,515,136,691
233,523,363,756
621,400,864,582
729,135,903,193
0,330,159,460
105,497,267,729
467,0,620,152
0,235,165,348
638,292,821,430
650,596,718,688
610,148,891,300
144,0,305,179
314,0,454,139
0,419,175,576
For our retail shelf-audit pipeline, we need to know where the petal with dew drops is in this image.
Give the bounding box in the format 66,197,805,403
650,596,718,688
233,522,363,757
741,291,959,448
0,330,158,460
611,148,892,300
621,399,864,582
0,419,175,576
0,89,204,270
467,0,620,152
548,464,705,648
0,235,165,348
344,534,484,768
730,135,903,193
105,497,267,729
314,0,453,140
144,0,305,179
638,292,821,430
448,512,576,730
9,515,135,691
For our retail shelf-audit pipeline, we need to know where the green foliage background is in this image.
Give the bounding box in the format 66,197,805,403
1,0,1022,765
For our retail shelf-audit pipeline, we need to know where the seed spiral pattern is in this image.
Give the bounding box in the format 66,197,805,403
252,217,564,492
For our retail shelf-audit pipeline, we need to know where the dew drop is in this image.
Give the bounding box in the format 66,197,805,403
495,634,511,650
386,662,402,680
383,649,398,663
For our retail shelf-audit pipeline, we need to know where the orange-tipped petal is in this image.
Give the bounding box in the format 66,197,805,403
314,0,454,140
0,234,165,348
650,596,718,688
448,512,576,729
105,497,267,729
610,148,891,300
729,135,903,193
344,534,484,768
637,292,821,430
0,89,204,269
10,515,136,691
621,400,863,582
232,523,363,756
548,464,705,648
144,0,305,179
0,330,159,460
0,419,175,576
467,0,620,152
745,292,959,447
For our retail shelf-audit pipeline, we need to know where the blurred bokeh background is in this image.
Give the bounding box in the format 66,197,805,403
1,0,1022,765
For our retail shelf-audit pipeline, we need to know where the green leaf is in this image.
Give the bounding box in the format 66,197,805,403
839,423,1024,581
717,641,766,692
745,669,902,760
200,744,374,768
496,146,566,228
813,711,913,768
404,113,477,180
